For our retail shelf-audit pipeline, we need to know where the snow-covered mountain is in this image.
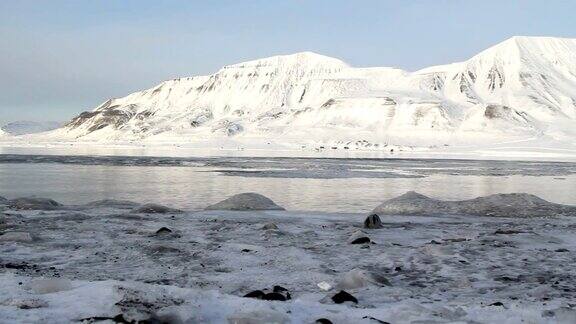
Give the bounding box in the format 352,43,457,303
2,121,61,136
48,36,576,148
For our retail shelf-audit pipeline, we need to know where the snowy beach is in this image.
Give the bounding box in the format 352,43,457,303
1,192,576,323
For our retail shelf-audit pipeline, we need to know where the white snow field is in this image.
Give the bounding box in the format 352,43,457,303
1,193,576,323
0,121,61,136
3,36,576,160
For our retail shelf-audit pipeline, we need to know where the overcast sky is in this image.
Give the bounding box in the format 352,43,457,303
1,0,576,125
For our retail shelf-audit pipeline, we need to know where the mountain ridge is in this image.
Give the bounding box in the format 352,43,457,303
22,36,576,150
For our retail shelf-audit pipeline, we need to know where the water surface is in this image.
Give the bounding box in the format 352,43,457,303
1,154,575,212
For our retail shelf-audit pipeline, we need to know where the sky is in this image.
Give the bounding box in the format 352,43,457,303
1,0,576,125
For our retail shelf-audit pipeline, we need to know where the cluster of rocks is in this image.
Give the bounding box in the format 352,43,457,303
243,285,292,301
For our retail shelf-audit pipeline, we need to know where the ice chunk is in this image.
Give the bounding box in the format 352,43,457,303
372,191,576,217
317,281,332,291
337,269,390,289
131,203,182,214
0,231,34,242
27,278,73,294
8,197,62,210
205,193,285,211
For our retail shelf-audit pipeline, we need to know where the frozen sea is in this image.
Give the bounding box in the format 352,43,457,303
0,153,575,212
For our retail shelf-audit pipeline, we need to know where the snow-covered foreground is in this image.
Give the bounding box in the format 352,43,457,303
1,193,576,323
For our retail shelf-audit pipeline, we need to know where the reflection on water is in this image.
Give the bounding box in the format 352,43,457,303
0,154,575,212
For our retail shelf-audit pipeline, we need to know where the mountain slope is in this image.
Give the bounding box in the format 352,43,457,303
47,37,576,148
1,121,62,136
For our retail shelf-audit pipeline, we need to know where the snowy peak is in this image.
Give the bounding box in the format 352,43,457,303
223,51,348,71
50,36,576,147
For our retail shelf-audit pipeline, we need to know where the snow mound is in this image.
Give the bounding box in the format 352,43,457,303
131,203,182,214
337,269,390,290
372,191,576,217
205,193,285,211
84,199,139,209
0,231,34,242
27,278,73,294
8,197,63,210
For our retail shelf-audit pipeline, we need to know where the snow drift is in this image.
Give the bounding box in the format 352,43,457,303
205,192,285,211
31,36,576,148
372,191,576,217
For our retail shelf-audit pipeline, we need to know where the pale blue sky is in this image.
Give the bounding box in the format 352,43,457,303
1,0,575,124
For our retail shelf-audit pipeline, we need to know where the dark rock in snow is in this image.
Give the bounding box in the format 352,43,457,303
205,192,285,211
364,214,383,229
244,286,291,301
494,229,524,235
8,197,62,210
155,227,172,235
350,237,371,244
332,290,358,304
243,290,265,299
489,301,504,307
263,292,287,301
273,285,288,293
362,316,390,324
316,319,333,324
555,248,569,252
132,203,181,214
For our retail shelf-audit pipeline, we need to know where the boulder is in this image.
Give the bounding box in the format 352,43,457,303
331,290,358,304
316,319,333,324
155,227,173,235
348,230,371,244
8,197,62,210
131,203,181,214
205,193,285,211
363,214,383,229
243,286,291,301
